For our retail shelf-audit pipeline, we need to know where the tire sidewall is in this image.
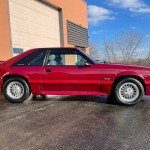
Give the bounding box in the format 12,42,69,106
115,78,144,105
3,77,30,103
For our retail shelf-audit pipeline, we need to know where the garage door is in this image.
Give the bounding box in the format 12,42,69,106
9,0,61,56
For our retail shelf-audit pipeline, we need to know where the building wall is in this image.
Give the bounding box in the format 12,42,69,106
46,0,88,52
46,0,88,27
0,0,88,61
0,0,12,61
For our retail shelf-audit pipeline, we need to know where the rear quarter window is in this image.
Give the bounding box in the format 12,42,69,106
12,49,47,66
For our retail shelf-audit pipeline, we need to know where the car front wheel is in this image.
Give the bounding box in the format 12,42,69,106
114,78,144,105
3,77,31,103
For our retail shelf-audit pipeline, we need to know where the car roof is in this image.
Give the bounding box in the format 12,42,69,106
34,47,78,50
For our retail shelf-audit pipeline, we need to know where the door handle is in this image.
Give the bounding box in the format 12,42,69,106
45,69,52,72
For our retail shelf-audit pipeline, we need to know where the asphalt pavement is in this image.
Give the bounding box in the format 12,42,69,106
0,94,150,150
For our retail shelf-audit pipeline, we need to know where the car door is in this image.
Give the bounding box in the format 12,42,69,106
40,48,101,94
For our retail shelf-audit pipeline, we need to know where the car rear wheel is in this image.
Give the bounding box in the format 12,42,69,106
114,78,144,105
3,77,31,103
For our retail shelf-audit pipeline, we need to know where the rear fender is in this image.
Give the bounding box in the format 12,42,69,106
0,73,41,94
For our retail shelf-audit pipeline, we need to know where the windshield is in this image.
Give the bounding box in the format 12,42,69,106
81,50,97,63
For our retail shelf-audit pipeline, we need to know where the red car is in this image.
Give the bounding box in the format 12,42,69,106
0,48,149,105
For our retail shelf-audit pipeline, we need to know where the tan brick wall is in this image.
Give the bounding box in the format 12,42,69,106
0,0,12,61
46,0,89,52
0,0,88,61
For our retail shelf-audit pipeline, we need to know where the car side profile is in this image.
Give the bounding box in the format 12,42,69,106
0,48,150,105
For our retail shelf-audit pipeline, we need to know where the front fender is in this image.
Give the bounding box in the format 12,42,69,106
112,71,150,95
114,71,144,81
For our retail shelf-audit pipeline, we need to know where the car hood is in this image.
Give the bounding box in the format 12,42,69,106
97,62,150,71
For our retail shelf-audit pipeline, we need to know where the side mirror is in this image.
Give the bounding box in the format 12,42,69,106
84,62,92,67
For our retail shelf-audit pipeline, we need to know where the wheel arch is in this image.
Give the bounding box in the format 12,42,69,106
111,75,146,94
2,74,31,92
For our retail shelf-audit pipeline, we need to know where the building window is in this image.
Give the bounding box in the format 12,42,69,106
13,48,23,55
67,21,88,48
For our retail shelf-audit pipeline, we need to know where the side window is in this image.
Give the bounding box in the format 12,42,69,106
63,53,87,66
12,49,47,66
46,49,91,66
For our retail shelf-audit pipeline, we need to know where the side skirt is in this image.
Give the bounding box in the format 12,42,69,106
41,91,108,96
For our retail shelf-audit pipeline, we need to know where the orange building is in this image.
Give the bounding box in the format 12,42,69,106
0,0,89,61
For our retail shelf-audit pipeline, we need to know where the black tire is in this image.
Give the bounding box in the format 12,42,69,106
114,77,144,106
32,94,46,100
3,77,31,103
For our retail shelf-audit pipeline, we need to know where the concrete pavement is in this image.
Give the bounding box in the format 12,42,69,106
0,94,150,150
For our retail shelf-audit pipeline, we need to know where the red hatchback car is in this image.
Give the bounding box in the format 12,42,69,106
0,48,150,105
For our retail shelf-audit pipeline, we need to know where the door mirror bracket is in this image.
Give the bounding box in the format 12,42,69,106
84,62,92,67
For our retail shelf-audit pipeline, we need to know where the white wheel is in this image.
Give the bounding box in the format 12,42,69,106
115,78,144,105
6,81,25,99
3,77,31,103
118,82,139,103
